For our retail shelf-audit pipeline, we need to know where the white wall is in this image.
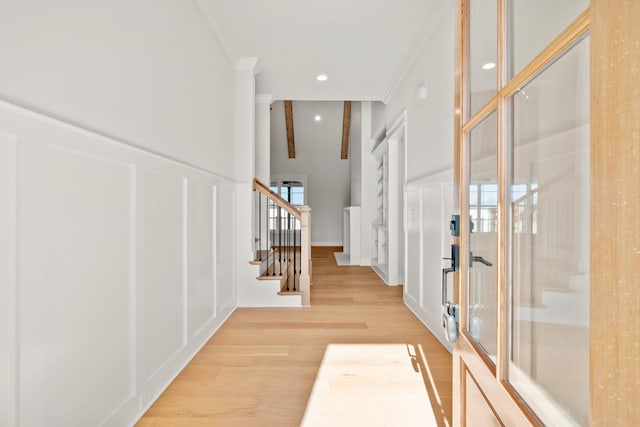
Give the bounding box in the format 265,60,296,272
371,101,387,136
385,2,455,349
0,2,238,425
0,132,17,427
270,101,350,246
386,4,454,182
0,0,235,179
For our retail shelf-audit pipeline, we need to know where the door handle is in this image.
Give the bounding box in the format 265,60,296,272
470,253,493,267
441,266,455,306
442,244,459,343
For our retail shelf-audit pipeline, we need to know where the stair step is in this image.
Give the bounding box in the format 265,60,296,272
250,244,303,298
515,301,547,309
250,249,274,265
539,286,575,294
277,290,304,296
257,273,284,281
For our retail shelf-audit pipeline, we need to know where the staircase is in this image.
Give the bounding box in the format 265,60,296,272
251,179,312,306
512,172,588,321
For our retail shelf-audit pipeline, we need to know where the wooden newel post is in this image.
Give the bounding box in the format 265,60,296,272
299,206,312,306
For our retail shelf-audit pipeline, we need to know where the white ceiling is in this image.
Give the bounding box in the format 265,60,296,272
271,101,347,157
200,0,442,101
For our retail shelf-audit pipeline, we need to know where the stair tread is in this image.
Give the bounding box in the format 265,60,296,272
515,302,547,309
539,286,575,293
257,274,284,281
277,290,304,296
250,249,275,265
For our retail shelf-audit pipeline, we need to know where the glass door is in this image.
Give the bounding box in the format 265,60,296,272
453,1,591,425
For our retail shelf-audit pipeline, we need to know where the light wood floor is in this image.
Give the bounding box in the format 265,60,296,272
137,246,452,426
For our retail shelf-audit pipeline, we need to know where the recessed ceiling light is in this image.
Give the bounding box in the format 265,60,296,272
482,62,496,70
314,115,322,122
316,73,328,82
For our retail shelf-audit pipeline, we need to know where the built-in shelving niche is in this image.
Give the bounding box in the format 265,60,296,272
371,112,405,285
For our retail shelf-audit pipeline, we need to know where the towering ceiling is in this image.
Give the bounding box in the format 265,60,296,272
199,0,443,101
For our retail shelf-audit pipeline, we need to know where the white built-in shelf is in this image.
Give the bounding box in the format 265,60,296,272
342,207,361,265
370,119,404,286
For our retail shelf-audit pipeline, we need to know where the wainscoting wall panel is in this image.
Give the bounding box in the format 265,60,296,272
216,186,236,312
405,188,422,304
0,100,237,426
188,181,216,339
42,145,133,426
144,170,187,381
404,170,454,352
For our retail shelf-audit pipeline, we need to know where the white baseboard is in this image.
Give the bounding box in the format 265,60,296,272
404,294,452,353
131,305,236,425
311,241,343,246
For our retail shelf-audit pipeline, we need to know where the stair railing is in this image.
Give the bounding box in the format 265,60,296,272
511,173,584,305
253,179,312,306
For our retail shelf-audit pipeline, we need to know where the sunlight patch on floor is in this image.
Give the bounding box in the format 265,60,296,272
301,344,440,427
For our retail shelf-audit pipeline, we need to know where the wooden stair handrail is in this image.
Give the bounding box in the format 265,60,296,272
513,175,580,220
253,178,302,219
252,177,312,306
511,170,577,206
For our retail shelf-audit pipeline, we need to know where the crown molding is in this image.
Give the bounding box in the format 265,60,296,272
236,57,259,72
195,0,236,64
382,2,451,104
255,94,275,105
387,110,407,138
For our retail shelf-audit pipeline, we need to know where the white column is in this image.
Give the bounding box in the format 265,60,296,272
255,94,274,185
235,57,258,306
299,206,312,306
254,95,273,262
235,58,258,183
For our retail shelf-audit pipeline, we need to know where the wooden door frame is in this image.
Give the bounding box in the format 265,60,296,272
452,0,640,425
590,0,640,424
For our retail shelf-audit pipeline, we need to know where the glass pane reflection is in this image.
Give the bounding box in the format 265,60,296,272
469,0,497,116
510,0,589,77
467,111,498,361
510,37,589,426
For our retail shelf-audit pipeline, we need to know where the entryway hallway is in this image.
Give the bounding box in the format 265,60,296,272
137,247,453,426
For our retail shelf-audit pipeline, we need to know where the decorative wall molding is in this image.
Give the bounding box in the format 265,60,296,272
404,170,454,352
406,167,454,190
0,98,235,183
387,110,408,139
0,100,237,426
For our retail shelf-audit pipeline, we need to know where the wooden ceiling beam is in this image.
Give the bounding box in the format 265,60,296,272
284,100,295,158
341,101,351,159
